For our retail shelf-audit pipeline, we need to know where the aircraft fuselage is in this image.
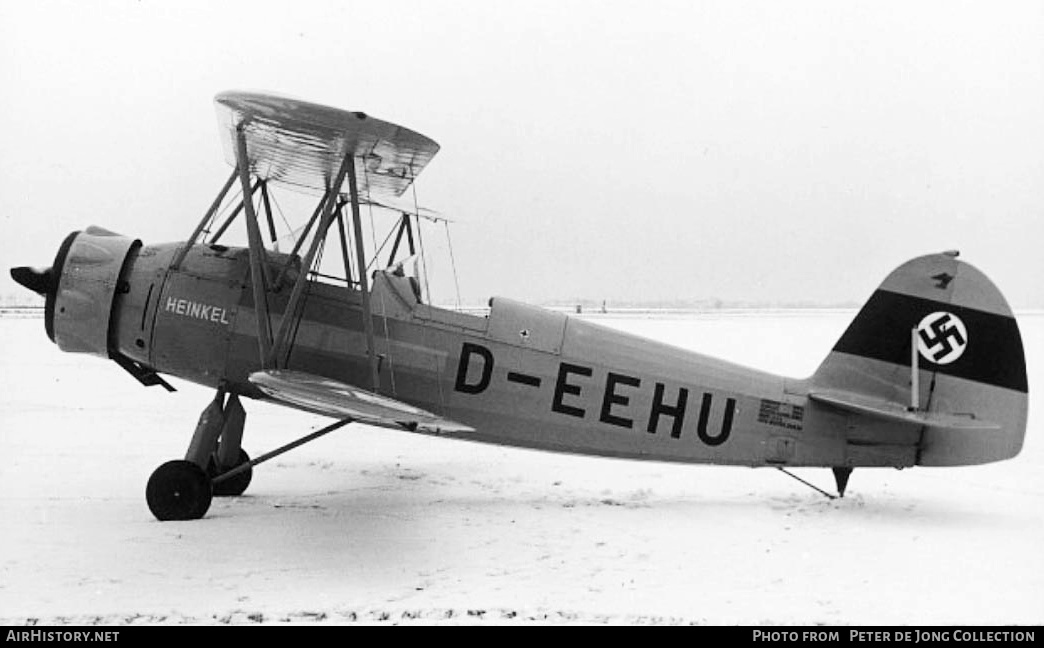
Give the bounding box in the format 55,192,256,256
111,242,911,470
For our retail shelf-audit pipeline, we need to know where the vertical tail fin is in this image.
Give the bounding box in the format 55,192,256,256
811,252,1028,466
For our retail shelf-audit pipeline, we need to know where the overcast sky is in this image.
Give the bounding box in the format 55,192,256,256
2,0,1042,307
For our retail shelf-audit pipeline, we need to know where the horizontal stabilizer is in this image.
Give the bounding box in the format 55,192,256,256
808,390,1000,431
249,370,474,434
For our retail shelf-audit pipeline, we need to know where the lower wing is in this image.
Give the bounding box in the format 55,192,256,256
249,369,474,434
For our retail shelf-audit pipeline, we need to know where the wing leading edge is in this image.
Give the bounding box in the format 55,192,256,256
249,370,473,434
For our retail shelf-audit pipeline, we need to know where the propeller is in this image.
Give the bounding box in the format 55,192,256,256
10,266,53,296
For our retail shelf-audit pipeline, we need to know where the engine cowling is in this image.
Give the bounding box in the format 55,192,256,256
47,227,140,357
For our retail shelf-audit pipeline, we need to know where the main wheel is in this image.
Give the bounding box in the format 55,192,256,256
146,460,212,521
208,449,253,497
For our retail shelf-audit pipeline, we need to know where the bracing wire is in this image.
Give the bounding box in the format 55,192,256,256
342,199,356,288
286,237,324,366
410,180,433,307
203,183,245,242
266,190,295,246
443,220,462,311
365,222,402,272
409,173,447,413
282,189,335,367
258,187,276,344
363,164,397,395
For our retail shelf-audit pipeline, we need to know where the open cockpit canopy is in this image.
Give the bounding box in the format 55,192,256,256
215,91,440,198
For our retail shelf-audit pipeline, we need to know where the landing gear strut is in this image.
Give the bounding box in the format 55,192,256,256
146,388,250,521
146,389,352,521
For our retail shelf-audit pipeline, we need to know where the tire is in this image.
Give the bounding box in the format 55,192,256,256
146,460,212,521
208,449,253,497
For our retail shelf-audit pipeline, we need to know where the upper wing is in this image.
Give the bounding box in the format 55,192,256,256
215,91,440,198
249,370,474,434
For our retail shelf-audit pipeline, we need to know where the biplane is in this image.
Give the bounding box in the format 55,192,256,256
10,92,1028,521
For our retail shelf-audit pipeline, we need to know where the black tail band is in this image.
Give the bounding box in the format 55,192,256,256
832,290,1027,393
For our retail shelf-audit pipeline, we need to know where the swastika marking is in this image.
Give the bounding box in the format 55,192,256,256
916,311,968,365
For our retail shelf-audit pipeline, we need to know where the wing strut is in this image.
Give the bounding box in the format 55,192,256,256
268,152,354,368
345,154,381,392
235,127,274,366
209,178,263,243
274,187,332,287
172,167,238,270
386,212,416,267
260,181,279,249
334,202,355,289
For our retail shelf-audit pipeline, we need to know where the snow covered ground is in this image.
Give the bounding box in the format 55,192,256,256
1,311,1041,625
